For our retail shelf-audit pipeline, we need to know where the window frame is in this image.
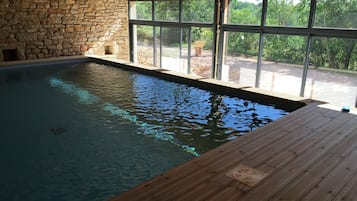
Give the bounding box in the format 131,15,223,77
129,0,357,97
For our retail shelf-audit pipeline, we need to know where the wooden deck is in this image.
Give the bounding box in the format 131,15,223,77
110,102,357,201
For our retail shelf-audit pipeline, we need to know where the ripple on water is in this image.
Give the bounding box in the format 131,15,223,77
0,62,290,201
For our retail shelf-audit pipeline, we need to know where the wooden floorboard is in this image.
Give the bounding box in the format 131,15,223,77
109,103,357,201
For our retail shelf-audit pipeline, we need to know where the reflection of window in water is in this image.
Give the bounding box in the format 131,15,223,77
206,94,225,129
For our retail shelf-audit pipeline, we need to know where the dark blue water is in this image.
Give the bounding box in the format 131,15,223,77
0,62,289,201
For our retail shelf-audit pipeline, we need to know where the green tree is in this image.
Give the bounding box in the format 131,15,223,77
132,0,357,71
155,0,179,21
229,1,261,24
227,1,261,56
264,35,306,64
266,0,308,26
183,0,214,23
134,1,152,20
312,0,357,70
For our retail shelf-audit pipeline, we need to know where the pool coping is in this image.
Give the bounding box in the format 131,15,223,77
0,55,89,70
87,56,311,111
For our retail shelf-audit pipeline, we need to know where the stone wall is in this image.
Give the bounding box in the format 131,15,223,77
0,0,129,62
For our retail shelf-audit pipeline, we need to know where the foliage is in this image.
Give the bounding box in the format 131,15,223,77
132,0,357,71
192,27,214,49
227,0,356,71
229,1,261,24
263,35,306,65
155,1,179,21
183,0,214,23
266,0,308,26
312,0,357,70
137,26,153,41
132,1,152,20
227,32,260,56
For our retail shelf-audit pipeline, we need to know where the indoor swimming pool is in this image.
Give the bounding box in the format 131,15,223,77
0,61,292,201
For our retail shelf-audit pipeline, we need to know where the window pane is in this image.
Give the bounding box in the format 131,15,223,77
227,0,262,25
222,32,260,87
155,0,179,21
305,37,357,107
266,0,309,27
154,26,160,67
314,0,357,28
161,27,189,73
190,27,214,77
133,25,154,66
130,1,152,20
183,0,215,23
260,34,307,96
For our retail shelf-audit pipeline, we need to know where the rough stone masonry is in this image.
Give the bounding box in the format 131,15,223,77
0,0,129,62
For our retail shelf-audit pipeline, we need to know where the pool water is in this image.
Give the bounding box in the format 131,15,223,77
0,62,289,201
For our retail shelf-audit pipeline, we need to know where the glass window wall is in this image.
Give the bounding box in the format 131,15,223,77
155,0,179,22
133,25,154,66
227,0,262,25
305,37,357,106
260,34,306,96
222,32,260,87
129,1,152,20
161,27,189,73
190,27,214,77
129,0,357,108
314,0,357,29
266,0,310,27
183,0,215,23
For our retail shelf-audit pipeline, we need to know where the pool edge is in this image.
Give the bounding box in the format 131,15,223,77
0,55,89,70
88,56,312,112
0,55,313,111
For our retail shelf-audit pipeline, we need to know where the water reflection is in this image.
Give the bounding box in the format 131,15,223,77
59,62,288,153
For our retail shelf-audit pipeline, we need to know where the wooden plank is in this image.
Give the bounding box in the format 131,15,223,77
171,166,250,201
332,172,357,201
111,104,324,201
198,102,325,164
239,115,357,201
161,129,299,200
205,186,243,201
268,133,357,201
198,104,329,170
300,149,357,201
110,103,319,200
210,106,336,172
171,177,234,201
260,110,355,173
110,103,357,201
109,158,204,201
168,107,347,201
142,166,215,201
